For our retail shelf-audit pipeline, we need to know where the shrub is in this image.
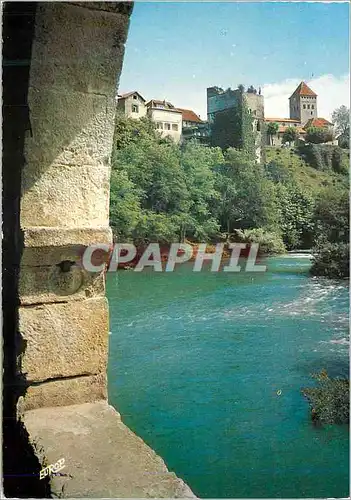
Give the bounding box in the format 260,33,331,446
302,370,349,425
234,228,286,255
310,241,349,278
305,126,334,144
282,126,298,144
297,144,348,174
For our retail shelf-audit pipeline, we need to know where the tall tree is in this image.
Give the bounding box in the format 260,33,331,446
267,122,279,146
331,105,350,136
332,105,350,148
282,126,298,145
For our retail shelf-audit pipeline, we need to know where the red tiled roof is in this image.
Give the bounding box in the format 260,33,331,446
265,118,300,123
290,82,317,98
176,108,203,123
304,117,333,129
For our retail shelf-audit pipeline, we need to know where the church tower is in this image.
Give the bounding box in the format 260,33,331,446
289,81,317,125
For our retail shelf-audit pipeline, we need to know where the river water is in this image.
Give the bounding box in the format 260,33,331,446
107,255,349,498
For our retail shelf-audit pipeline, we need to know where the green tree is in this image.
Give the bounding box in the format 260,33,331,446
216,148,280,233
332,105,349,136
112,113,158,153
282,126,298,145
266,122,279,146
332,105,349,149
275,183,314,249
305,126,334,144
310,187,349,278
109,170,142,241
180,141,223,240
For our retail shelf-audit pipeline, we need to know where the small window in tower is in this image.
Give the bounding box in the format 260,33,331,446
307,104,310,109
303,104,306,109
311,111,313,115
312,105,314,110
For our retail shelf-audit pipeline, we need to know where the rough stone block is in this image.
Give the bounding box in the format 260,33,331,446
21,227,113,268
18,298,109,382
22,401,196,498
17,375,107,413
19,264,105,305
71,2,134,16
24,88,114,176
21,163,111,228
30,3,129,96
23,227,113,248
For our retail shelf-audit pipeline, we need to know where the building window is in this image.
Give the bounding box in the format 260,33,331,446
307,104,310,109
311,111,313,115
312,105,314,109
156,122,163,130
133,95,138,100
172,124,178,131
303,104,306,109
132,104,139,113
257,121,261,132
165,123,171,130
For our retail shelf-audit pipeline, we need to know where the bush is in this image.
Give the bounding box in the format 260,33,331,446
297,144,348,174
234,228,286,255
310,241,349,278
302,370,349,425
305,126,334,144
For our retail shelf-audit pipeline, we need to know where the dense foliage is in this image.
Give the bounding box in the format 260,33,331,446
266,122,279,145
303,370,349,425
111,115,281,250
297,144,349,174
110,115,348,263
332,105,350,149
210,89,255,156
310,187,349,278
305,126,333,144
282,126,298,145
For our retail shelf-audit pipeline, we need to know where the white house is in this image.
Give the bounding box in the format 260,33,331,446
146,100,182,143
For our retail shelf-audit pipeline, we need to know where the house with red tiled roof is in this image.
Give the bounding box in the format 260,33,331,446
177,108,203,126
304,117,333,129
265,82,335,146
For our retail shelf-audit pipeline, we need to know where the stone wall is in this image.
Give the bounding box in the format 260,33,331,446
3,4,196,497
13,0,132,412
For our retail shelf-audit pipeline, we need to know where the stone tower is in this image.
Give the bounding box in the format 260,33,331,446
289,81,317,125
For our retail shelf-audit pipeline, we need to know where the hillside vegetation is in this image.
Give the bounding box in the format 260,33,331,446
265,146,349,193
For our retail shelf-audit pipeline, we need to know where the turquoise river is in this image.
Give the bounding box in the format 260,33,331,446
107,255,349,498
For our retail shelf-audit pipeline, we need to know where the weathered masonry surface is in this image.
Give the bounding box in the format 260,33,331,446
2,2,195,497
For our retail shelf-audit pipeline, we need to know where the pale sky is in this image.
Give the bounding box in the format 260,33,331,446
119,2,350,120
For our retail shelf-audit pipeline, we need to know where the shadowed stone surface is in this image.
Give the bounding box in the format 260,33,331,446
17,374,107,413
18,298,108,382
30,3,128,96
21,227,112,267
19,264,105,305
23,401,196,498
